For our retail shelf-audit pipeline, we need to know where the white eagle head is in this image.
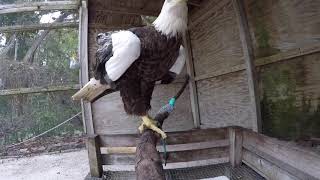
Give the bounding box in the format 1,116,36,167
153,0,188,37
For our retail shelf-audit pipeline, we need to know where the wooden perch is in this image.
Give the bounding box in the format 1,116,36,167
135,75,189,180
135,120,166,180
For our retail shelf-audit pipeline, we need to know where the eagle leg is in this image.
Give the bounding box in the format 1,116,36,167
139,115,167,139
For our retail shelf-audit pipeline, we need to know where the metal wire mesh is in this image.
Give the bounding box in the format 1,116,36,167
98,163,265,180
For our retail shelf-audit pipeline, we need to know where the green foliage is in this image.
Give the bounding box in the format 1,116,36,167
0,10,81,146
0,91,82,146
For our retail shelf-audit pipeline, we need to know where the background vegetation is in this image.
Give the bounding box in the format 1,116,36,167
0,1,82,150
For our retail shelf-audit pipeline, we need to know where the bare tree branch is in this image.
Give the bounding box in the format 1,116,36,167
22,12,71,63
0,34,16,56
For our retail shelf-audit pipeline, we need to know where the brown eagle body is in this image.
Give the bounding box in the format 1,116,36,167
105,26,182,116
72,0,188,139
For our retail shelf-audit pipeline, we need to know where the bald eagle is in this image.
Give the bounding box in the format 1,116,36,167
72,0,188,139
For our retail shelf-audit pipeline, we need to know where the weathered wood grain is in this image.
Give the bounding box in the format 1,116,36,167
189,0,244,77
87,135,103,178
102,147,229,165
258,52,320,116
232,0,261,132
92,84,194,135
242,149,298,180
189,0,229,29
229,127,243,167
244,0,320,58
183,31,200,128
194,44,320,82
0,84,80,96
99,128,228,147
89,0,200,16
0,1,79,14
79,0,94,135
100,139,229,154
197,71,254,129
0,22,78,33
243,129,320,180
104,158,230,171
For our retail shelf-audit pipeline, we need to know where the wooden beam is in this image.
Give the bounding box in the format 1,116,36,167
195,44,320,82
103,147,229,165
183,31,201,128
0,1,79,14
243,130,320,180
100,139,229,154
232,0,262,132
87,135,103,178
0,84,80,96
256,44,320,66
242,149,298,180
99,128,228,147
0,22,78,33
89,0,201,17
229,127,243,167
195,64,245,81
79,0,94,135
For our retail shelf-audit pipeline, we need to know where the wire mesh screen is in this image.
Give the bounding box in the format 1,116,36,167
98,163,265,180
0,7,82,156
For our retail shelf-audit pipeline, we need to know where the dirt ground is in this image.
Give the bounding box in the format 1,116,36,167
0,149,89,180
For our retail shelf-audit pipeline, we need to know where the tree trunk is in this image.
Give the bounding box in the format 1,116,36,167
0,34,16,56
22,12,70,63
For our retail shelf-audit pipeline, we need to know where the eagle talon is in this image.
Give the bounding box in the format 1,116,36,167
140,116,167,139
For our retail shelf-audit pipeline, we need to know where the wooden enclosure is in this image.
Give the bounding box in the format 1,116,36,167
76,0,320,179
87,126,320,179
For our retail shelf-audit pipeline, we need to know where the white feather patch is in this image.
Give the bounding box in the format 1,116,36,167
105,31,141,81
169,45,186,74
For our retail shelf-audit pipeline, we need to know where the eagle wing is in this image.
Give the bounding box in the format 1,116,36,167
95,31,141,85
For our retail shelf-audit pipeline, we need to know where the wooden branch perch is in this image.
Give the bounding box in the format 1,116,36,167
135,118,166,180
135,75,189,180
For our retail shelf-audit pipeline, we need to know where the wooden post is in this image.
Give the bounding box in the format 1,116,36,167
183,31,201,128
232,0,262,132
229,127,243,167
87,135,103,178
79,0,94,134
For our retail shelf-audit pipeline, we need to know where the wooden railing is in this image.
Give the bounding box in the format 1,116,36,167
86,127,320,179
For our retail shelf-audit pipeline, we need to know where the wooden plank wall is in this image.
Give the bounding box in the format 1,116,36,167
92,85,194,134
245,0,320,58
244,0,320,139
189,0,320,135
189,0,255,129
